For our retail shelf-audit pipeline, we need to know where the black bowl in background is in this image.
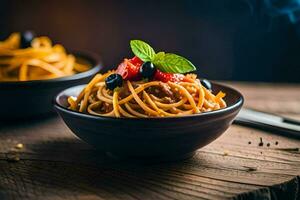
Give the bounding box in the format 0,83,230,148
0,51,102,120
54,82,244,161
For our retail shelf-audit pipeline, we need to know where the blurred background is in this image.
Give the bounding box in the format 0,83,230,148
0,0,300,82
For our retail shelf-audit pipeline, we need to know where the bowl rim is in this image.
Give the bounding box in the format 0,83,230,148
0,50,102,86
54,81,244,121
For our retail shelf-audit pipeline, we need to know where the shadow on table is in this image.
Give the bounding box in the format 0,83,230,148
1,142,210,199
0,113,57,129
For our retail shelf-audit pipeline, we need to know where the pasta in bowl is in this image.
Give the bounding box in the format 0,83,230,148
68,72,226,118
0,32,91,81
54,40,243,160
68,40,226,118
0,31,102,119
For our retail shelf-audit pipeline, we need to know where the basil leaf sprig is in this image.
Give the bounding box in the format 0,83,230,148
130,40,155,62
130,40,196,74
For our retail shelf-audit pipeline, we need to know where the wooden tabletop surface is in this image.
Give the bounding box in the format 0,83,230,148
0,82,300,200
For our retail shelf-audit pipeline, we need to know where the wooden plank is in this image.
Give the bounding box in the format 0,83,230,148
224,82,300,115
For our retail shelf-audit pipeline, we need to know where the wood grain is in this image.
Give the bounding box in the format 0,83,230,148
0,82,299,200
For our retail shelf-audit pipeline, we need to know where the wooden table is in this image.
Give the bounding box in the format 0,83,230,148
0,82,300,200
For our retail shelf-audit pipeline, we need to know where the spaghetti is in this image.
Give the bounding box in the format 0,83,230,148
0,32,90,81
68,71,227,118
68,39,227,118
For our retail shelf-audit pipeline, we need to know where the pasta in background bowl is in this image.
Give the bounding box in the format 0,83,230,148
0,32,91,81
0,32,102,120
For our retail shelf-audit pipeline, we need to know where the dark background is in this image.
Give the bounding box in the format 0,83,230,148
0,0,299,82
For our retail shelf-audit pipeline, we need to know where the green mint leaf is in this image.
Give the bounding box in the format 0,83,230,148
153,52,174,73
130,40,156,62
153,51,165,62
152,51,165,66
154,53,196,73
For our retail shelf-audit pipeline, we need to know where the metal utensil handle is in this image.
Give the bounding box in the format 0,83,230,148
235,108,300,139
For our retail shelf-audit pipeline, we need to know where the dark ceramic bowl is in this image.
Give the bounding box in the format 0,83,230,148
0,52,102,120
54,82,243,161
